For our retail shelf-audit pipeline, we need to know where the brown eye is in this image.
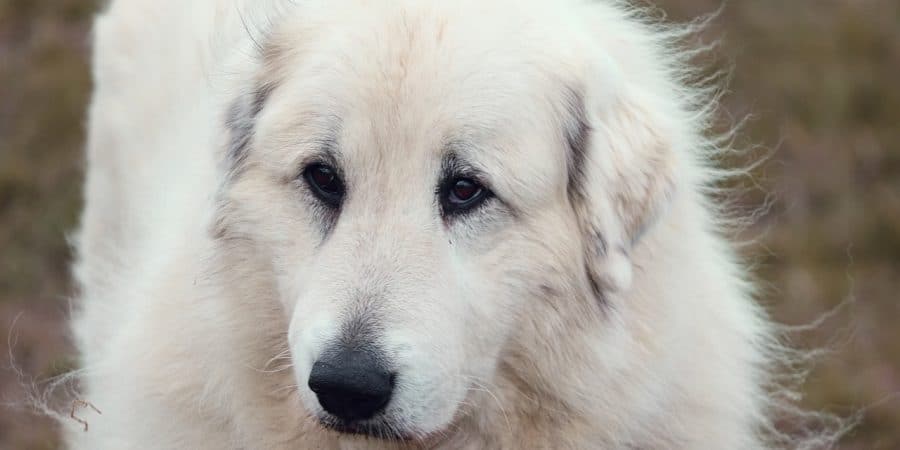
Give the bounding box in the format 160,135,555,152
442,177,490,214
304,163,345,207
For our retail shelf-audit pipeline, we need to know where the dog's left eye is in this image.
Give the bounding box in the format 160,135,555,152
442,177,491,214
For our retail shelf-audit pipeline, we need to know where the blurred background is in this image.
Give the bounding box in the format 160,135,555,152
0,0,897,448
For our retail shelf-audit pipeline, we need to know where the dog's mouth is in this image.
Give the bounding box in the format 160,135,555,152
315,413,455,446
316,414,416,441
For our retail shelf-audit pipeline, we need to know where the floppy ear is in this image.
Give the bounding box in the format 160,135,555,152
566,82,678,298
220,35,294,176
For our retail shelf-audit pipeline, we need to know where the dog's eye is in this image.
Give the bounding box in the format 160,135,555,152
442,177,490,214
304,163,345,207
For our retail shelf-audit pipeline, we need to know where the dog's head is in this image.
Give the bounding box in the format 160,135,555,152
213,0,683,441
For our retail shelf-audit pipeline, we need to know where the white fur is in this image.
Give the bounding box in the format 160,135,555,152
67,0,819,448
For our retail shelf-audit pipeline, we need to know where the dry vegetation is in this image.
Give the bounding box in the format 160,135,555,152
1,0,898,448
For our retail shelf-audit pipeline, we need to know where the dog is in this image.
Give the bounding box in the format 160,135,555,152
66,0,817,448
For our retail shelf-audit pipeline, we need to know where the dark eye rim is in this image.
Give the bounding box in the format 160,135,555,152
303,163,345,207
440,176,493,215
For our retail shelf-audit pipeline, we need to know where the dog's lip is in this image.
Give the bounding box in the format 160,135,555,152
316,415,415,441
315,414,452,446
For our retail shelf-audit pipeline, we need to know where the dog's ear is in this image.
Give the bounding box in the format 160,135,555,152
566,82,678,298
221,36,293,175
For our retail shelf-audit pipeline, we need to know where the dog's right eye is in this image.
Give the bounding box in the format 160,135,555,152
304,163,345,207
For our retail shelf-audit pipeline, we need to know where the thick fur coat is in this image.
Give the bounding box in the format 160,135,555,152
68,0,801,448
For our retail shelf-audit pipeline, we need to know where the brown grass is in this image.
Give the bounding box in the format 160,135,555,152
1,0,898,448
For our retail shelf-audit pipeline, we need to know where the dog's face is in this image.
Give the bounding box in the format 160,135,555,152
215,0,676,442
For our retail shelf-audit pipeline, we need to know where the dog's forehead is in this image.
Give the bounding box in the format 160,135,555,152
252,0,590,204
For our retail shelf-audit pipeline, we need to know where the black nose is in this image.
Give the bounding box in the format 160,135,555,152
308,348,394,422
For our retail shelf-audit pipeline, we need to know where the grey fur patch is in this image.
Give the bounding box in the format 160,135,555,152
563,85,592,204
225,83,274,172
586,228,610,305
338,291,385,351
561,85,609,307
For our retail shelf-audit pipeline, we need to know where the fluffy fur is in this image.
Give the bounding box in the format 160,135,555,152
65,0,835,448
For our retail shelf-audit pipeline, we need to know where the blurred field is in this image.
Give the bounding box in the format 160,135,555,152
1,0,898,448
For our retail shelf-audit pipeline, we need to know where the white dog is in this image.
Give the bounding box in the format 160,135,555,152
66,0,829,448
